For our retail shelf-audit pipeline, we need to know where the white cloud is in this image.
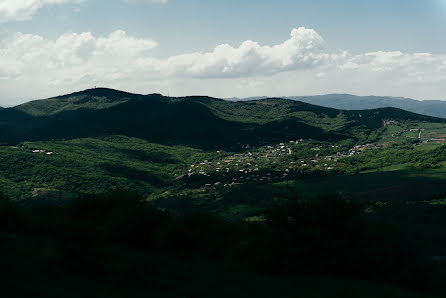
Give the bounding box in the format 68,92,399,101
150,27,330,78
0,0,84,22
0,30,157,77
0,27,445,105
0,30,158,102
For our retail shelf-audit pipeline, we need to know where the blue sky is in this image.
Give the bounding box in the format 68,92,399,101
1,0,446,105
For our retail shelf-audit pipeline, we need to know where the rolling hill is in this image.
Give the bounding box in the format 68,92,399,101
2,88,446,298
1,87,446,206
232,94,446,119
0,88,441,148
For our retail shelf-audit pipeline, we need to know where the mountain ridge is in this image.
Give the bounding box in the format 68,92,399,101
0,88,442,148
230,94,446,118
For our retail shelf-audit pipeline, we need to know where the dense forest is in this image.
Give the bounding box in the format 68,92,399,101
1,191,445,297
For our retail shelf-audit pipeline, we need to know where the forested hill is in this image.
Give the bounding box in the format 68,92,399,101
291,94,446,119
14,88,142,116
232,94,446,119
0,88,441,148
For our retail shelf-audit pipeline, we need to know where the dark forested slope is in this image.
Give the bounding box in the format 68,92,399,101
0,88,441,148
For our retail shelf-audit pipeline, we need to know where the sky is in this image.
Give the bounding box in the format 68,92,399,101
0,0,446,106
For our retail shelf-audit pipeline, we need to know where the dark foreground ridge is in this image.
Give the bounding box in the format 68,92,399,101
1,191,444,297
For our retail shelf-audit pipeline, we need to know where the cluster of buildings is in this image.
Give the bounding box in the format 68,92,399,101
9,145,54,155
325,143,382,161
32,149,54,155
179,139,341,189
261,140,304,157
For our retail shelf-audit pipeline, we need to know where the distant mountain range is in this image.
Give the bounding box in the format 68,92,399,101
0,88,441,148
229,94,446,119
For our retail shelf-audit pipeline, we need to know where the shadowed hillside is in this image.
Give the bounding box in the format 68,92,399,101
0,88,441,148
0,192,443,297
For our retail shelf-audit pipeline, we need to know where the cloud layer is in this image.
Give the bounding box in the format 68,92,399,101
1,27,445,105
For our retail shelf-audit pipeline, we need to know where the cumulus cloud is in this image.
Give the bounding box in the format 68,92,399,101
150,27,330,78
0,27,445,105
0,30,158,102
0,30,157,79
0,0,84,22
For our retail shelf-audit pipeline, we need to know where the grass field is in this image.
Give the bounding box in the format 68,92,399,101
377,121,446,149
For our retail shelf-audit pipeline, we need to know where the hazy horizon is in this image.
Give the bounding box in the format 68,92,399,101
1,88,443,108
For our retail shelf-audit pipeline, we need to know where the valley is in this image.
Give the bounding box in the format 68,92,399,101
2,2,445,296
1,89,446,212
1,89,446,297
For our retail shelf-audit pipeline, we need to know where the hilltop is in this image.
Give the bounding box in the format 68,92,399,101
15,88,142,116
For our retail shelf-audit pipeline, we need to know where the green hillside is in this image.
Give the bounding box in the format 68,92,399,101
0,88,444,202
0,88,440,148
2,89,446,297
0,88,445,204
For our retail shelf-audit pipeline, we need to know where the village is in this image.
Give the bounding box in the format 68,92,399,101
325,143,385,160
178,139,385,190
